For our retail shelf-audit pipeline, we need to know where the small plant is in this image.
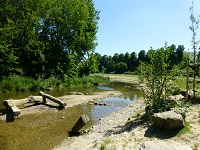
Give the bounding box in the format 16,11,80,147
173,101,190,119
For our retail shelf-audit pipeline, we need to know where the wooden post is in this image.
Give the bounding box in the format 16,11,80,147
70,114,90,135
186,65,189,101
39,91,66,108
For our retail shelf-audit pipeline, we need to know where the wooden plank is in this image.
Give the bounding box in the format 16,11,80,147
39,91,66,107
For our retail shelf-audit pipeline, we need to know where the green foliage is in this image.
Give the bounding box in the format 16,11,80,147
177,121,190,135
0,0,99,78
139,44,180,116
63,75,109,87
0,75,40,92
115,62,128,74
0,75,109,93
79,52,99,76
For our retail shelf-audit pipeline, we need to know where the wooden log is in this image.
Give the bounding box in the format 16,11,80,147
39,91,66,107
70,114,90,135
10,106,21,118
3,96,43,108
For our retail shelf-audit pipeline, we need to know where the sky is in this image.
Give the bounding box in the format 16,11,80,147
93,0,200,56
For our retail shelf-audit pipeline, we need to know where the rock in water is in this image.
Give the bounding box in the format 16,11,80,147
152,111,184,129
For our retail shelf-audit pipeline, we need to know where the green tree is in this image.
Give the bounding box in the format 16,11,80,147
129,52,138,71
79,52,98,76
106,56,115,73
112,53,119,64
0,0,99,78
138,50,147,63
115,62,127,74
139,44,179,116
118,53,125,62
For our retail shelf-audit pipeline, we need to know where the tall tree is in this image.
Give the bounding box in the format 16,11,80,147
129,52,137,71
138,50,147,63
0,0,99,78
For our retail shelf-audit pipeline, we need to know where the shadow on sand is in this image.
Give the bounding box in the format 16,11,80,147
104,113,183,140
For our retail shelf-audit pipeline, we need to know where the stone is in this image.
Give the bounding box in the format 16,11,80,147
140,140,192,150
152,111,184,129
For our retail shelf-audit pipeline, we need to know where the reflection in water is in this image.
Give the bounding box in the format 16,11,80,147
91,96,136,123
96,86,114,91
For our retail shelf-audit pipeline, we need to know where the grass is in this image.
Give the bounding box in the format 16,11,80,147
177,120,191,135
0,75,109,93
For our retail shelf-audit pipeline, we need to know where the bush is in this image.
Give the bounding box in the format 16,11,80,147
139,45,181,117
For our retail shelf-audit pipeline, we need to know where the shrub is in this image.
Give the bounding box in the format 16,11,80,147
139,45,181,117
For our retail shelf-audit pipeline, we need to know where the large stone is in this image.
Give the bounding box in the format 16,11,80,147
152,111,184,129
140,140,192,150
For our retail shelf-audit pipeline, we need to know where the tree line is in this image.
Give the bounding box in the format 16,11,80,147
95,44,189,74
0,0,197,81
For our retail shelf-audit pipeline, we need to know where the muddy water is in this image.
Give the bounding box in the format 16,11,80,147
0,83,141,150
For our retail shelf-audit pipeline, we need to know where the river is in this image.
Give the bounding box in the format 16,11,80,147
0,82,141,150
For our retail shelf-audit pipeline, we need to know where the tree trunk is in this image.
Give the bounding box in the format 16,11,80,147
3,96,42,108
39,91,66,108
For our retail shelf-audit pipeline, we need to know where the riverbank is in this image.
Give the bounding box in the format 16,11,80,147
1,74,200,150
54,75,200,150
54,97,200,150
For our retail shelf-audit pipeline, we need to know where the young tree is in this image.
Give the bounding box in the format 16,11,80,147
139,44,179,116
189,1,199,63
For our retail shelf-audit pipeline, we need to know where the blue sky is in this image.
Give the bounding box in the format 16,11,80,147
93,0,200,56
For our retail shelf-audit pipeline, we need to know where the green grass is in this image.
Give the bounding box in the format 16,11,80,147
0,75,109,93
177,121,190,135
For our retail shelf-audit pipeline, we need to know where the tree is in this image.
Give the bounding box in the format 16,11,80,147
175,45,184,65
106,56,115,73
94,52,102,72
129,52,138,71
124,52,130,66
112,53,119,64
99,55,109,73
139,44,179,116
138,50,147,63
118,53,125,62
115,62,127,74
79,52,98,76
189,1,199,63
0,0,99,78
